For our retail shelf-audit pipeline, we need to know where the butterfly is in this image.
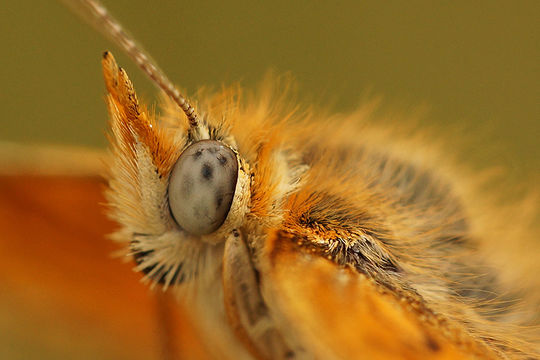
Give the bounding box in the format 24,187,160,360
1,0,538,359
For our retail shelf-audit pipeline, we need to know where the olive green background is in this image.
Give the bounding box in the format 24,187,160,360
1,1,539,181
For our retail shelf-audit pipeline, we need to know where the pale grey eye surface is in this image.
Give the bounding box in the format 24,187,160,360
168,140,238,235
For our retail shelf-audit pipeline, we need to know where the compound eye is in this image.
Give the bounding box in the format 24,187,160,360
168,140,238,235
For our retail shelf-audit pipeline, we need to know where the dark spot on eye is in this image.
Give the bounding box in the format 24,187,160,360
194,149,203,158
201,163,213,180
217,154,227,165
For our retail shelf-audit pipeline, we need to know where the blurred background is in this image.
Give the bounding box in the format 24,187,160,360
0,1,538,359
2,1,539,179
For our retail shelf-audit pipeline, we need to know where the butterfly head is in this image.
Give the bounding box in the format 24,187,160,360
102,52,251,288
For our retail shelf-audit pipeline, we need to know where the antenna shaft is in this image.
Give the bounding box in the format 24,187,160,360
65,0,199,128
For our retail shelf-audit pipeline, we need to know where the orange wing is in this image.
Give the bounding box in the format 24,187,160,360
0,174,210,359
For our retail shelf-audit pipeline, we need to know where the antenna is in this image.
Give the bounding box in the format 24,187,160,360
63,0,199,128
